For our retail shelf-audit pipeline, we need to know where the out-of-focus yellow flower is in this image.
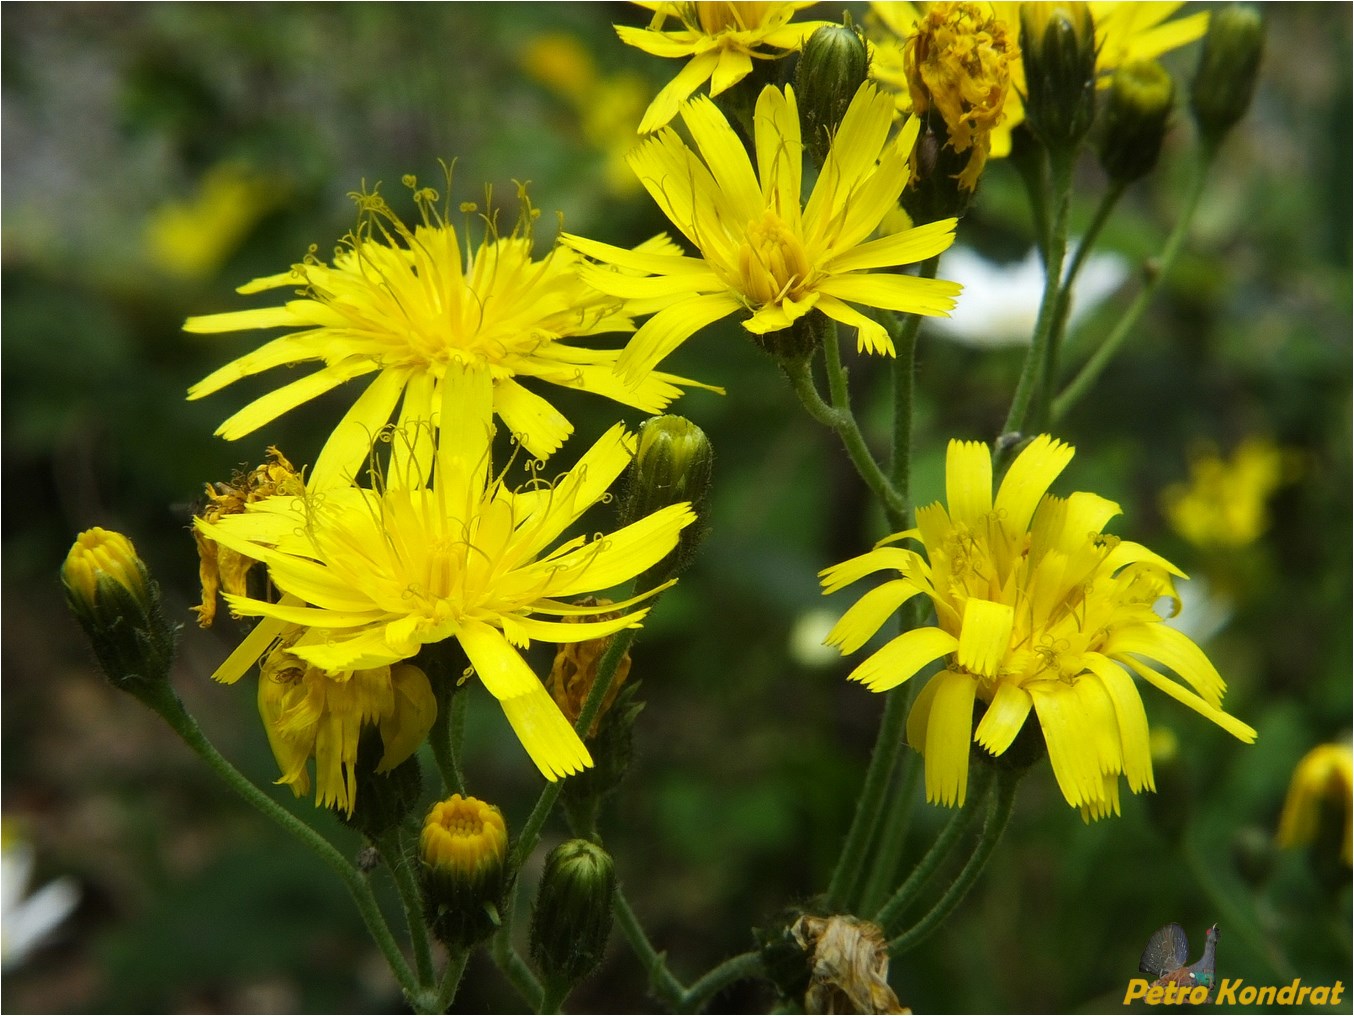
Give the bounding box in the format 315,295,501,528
821,435,1256,817
1276,743,1353,866
521,33,650,195
619,2,832,133
145,162,279,280
869,2,1208,160
1161,437,1299,550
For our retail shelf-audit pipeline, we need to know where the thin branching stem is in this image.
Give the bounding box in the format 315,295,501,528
614,885,688,1007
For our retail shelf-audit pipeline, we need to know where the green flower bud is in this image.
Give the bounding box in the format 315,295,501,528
419,794,509,950
1190,5,1265,152
1019,2,1098,151
529,839,617,989
1098,60,1176,185
62,527,178,697
796,22,870,169
622,415,714,586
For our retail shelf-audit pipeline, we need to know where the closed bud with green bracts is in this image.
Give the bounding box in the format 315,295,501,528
530,839,617,989
1190,5,1264,152
796,22,870,169
621,415,714,586
1098,60,1176,184
62,528,178,696
419,794,509,950
1019,2,1097,151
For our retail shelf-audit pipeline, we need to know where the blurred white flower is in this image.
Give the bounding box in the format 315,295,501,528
1,830,79,969
1161,575,1234,648
790,607,845,668
930,246,1129,347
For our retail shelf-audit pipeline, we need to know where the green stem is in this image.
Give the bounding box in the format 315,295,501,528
783,330,906,521
509,624,638,871
888,770,1019,954
429,676,467,797
825,684,910,910
1053,150,1209,422
139,683,419,999
856,752,923,917
680,951,764,1013
872,765,992,933
376,827,435,988
492,928,544,1010
614,885,687,1006
1047,180,1127,386
435,951,469,1013
1004,146,1075,440
887,264,933,533
539,979,571,1014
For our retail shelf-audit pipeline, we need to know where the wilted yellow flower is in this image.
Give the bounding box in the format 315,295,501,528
197,366,695,781
869,2,1207,160
902,2,1017,190
821,435,1255,816
145,162,279,280
563,83,961,377
255,633,436,816
1276,743,1352,866
1162,437,1298,550
185,175,709,484
193,447,306,627
619,2,832,133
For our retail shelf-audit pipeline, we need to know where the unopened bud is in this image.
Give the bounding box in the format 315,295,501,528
530,839,617,989
1098,60,1176,184
419,794,509,949
1020,2,1097,151
796,22,870,169
1190,5,1264,152
63,528,177,695
622,415,714,586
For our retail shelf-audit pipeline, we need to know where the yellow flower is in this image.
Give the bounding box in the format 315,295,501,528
1276,743,1353,866
821,435,1255,816
420,794,509,881
256,634,436,816
145,162,280,280
563,83,961,380
619,2,832,133
1161,437,1298,550
196,366,695,781
521,34,651,196
185,176,709,486
869,2,1208,160
62,528,148,610
902,2,1017,190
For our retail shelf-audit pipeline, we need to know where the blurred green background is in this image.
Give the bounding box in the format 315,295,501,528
3,3,1350,1012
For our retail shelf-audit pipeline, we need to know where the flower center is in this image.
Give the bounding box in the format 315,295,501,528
736,210,812,306
690,1,768,35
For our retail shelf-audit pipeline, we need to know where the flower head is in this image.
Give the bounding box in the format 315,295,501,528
1161,437,1298,551
821,435,1256,816
869,2,1208,161
1276,743,1353,866
419,794,510,949
196,366,695,781
186,174,709,485
564,83,961,378
620,2,832,133
257,635,436,816
903,2,1017,189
